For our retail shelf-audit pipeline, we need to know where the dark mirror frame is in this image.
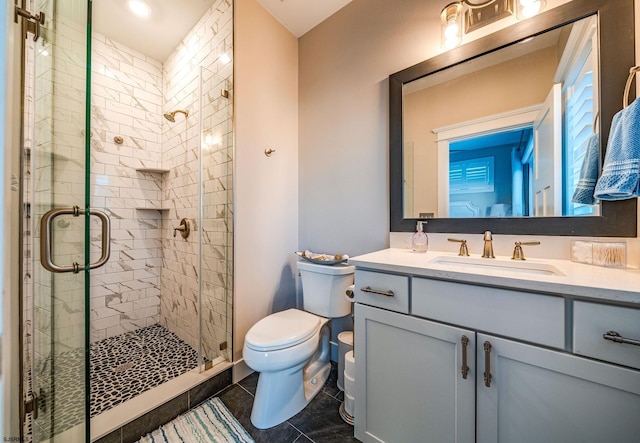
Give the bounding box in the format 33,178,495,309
390,0,637,236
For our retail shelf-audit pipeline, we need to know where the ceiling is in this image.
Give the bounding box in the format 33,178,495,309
92,0,352,62
255,0,352,37
92,0,218,62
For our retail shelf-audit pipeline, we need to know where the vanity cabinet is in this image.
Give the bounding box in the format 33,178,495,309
354,303,475,443
476,334,640,443
353,270,640,443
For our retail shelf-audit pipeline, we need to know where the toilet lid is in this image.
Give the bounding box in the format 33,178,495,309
245,309,321,352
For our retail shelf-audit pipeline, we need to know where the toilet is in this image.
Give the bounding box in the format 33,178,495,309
243,261,355,429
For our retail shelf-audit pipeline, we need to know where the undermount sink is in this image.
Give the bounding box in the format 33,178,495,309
429,255,565,277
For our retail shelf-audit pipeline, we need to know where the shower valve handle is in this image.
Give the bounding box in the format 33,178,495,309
173,219,190,239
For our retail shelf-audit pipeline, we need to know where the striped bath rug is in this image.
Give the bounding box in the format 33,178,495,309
138,397,254,443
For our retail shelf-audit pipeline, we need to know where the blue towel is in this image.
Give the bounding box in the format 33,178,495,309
572,133,600,205
593,98,640,200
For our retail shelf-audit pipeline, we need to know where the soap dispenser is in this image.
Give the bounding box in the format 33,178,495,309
412,221,428,253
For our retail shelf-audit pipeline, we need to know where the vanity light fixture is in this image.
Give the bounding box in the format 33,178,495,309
517,0,546,19
441,0,546,49
128,0,151,18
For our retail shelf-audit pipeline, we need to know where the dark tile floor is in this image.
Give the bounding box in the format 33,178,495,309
218,363,359,443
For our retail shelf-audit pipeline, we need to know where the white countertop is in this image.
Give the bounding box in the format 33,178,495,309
349,248,640,305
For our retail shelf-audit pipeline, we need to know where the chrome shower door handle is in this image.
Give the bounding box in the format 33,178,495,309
40,206,111,273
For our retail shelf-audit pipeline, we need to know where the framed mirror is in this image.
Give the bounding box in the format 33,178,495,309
390,0,637,236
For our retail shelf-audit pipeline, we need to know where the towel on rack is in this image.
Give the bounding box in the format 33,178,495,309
593,98,640,200
572,133,600,205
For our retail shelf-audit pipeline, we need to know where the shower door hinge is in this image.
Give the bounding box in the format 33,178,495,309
14,5,45,42
24,395,38,420
219,341,228,351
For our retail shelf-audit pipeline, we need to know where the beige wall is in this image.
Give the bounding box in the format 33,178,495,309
298,0,443,257
234,0,299,363
404,46,558,217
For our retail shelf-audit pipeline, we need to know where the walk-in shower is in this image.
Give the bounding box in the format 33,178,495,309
20,0,233,441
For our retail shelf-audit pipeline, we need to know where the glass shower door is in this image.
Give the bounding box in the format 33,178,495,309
26,0,93,440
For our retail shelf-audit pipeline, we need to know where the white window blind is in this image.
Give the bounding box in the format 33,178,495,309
450,156,494,194
563,26,597,215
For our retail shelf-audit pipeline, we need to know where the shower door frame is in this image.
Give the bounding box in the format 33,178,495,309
17,0,95,441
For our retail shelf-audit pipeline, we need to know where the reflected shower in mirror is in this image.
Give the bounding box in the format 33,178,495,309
402,15,599,219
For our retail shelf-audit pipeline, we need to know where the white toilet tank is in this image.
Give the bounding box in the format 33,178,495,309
298,261,354,318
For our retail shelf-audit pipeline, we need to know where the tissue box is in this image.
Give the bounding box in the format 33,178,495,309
570,241,626,268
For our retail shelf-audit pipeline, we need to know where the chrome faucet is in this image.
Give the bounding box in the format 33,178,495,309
482,231,495,258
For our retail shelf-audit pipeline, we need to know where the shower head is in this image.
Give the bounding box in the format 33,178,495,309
163,109,189,122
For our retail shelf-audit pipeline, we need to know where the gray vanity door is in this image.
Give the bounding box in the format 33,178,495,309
476,334,640,443
354,303,475,443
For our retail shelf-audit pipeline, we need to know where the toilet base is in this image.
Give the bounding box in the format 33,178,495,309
250,361,330,429
250,328,331,429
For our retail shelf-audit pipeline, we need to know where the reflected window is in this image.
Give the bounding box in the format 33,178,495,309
561,18,598,216
449,156,494,194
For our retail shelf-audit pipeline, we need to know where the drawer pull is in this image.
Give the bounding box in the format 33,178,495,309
360,286,395,297
603,331,640,347
461,335,470,379
483,341,492,387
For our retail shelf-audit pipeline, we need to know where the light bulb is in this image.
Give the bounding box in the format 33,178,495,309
445,22,459,39
445,37,460,50
129,0,151,18
521,1,541,18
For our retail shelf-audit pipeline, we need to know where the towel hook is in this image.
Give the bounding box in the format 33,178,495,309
623,65,640,108
593,112,599,134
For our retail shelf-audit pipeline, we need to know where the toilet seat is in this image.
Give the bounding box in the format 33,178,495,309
245,309,321,352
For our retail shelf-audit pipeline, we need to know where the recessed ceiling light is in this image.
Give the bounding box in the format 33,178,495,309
128,0,151,18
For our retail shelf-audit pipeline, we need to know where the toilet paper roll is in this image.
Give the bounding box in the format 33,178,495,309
345,393,355,416
337,331,354,392
345,350,355,376
344,372,355,396
345,284,355,302
338,331,353,346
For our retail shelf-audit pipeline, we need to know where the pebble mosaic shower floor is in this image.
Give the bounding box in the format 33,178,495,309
25,324,201,440
90,324,200,417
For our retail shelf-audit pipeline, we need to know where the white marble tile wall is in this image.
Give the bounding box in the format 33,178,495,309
28,2,89,438
31,12,55,425
88,0,233,355
47,2,90,356
89,33,164,343
31,4,89,361
25,0,233,363
200,66,234,361
160,0,233,360
23,33,35,372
